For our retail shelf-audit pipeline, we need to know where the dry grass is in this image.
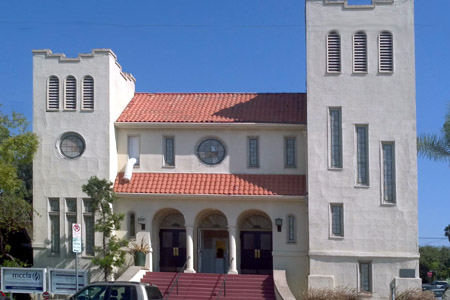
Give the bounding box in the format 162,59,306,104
395,289,435,300
301,287,358,300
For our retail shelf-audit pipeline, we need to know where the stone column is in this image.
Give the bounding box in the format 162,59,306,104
184,225,196,273
228,226,238,274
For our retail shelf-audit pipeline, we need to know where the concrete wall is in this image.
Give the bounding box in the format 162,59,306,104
306,0,419,298
116,126,306,175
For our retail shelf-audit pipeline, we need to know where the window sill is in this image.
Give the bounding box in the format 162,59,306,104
328,167,343,171
354,184,370,189
247,166,260,169
329,236,344,240
381,202,396,207
162,165,175,169
48,252,61,257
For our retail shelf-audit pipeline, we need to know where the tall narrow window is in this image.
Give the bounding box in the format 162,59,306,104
66,198,77,254
164,137,175,167
47,76,60,110
359,262,372,293
64,76,77,110
82,76,94,110
327,32,341,73
356,125,369,185
129,212,136,239
379,31,393,72
287,215,296,243
329,108,342,168
49,198,60,254
83,199,95,256
285,137,296,168
382,142,396,203
248,137,259,168
330,204,343,237
353,32,368,73
128,136,140,165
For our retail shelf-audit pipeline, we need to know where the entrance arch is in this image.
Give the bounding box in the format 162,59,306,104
159,212,186,272
197,212,229,274
239,214,273,275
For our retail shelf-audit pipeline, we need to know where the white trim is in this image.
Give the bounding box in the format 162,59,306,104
309,251,420,259
115,122,306,130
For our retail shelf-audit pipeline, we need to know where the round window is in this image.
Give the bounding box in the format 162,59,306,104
59,133,85,158
197,139,226,165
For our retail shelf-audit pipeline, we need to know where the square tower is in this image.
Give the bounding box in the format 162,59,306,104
306,0,420,298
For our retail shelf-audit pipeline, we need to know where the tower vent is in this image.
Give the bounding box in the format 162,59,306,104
64,76,77,110
379,32,393,72
82,76,94,110
353,32,368,73
47,76,59,110
327,32,341,73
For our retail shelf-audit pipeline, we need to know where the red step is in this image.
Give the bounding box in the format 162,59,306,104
141,272,275,300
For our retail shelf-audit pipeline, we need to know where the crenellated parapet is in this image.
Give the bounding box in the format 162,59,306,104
32,49,135,83
321,0,394,9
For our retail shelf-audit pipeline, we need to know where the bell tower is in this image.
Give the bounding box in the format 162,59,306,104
306,0,420,297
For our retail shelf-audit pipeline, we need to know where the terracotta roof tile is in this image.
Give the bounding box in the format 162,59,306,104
116,93,307,124
114,173,306,196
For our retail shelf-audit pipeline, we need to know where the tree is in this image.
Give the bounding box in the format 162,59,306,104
82,176,128,281
417,107,450,247
0,108,38,266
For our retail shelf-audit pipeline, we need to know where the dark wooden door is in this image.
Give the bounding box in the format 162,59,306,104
240,231,273,274
160,229,186,272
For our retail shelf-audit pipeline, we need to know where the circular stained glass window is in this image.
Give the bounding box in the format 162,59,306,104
60,133,85,158
197,138,226,165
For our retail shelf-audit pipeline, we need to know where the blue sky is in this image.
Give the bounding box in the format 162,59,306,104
0,0,448,247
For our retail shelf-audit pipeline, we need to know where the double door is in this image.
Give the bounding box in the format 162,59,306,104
240,231,273,275
160,229,186,272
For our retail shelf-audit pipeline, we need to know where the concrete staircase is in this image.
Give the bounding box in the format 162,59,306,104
141,272,276,300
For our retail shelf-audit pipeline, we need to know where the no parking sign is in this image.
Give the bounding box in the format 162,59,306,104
72,223,82,253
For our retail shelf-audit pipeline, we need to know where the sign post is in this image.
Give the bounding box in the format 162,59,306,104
72,223,82,292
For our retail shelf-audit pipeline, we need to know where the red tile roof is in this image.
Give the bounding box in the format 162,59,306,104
114,173,306,196
116,93,306,124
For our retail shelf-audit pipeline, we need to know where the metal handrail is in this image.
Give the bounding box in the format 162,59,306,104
165,256,190,300
216,257,234,300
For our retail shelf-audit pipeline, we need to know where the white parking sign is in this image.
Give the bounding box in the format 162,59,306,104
72,223,82,253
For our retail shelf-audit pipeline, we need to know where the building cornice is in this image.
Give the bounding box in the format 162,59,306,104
115,122,306,130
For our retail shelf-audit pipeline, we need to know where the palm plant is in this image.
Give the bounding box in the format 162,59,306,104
417,107,450,163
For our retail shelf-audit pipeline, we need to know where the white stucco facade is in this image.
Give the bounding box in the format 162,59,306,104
32,0,419,299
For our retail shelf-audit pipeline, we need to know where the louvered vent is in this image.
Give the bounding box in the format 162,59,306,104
47,76,59,110
327,32,341,73
82,76,94,110
379,32,393,72
353,32,367,73
65,76,77,110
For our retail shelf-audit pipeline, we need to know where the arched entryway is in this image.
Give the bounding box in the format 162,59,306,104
159,212,186,272
240,214,273,275
198,212,229,274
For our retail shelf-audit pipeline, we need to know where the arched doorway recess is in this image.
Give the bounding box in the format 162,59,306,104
240,214,273,275
159,212,186,272
198,213,229,274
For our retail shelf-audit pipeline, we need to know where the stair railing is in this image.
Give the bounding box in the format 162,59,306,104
216,257,234,300
165,256,190,300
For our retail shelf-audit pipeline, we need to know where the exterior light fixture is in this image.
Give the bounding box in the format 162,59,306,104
275,218,283,232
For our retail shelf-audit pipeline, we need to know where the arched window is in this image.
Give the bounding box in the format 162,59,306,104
64,76,77,110
327,31,341,73
82,76,94,110
379,31,393,72
47,76,59,110
353,32,367,73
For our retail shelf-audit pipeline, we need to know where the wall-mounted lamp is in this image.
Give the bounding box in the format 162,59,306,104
275,218,283,232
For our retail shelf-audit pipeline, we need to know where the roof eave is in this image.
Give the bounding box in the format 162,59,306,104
114,192,306,202
115,122,306,130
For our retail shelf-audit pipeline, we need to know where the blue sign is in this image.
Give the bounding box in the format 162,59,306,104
1,268,46,294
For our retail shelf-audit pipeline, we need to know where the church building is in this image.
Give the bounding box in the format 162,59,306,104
32,0,420,299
